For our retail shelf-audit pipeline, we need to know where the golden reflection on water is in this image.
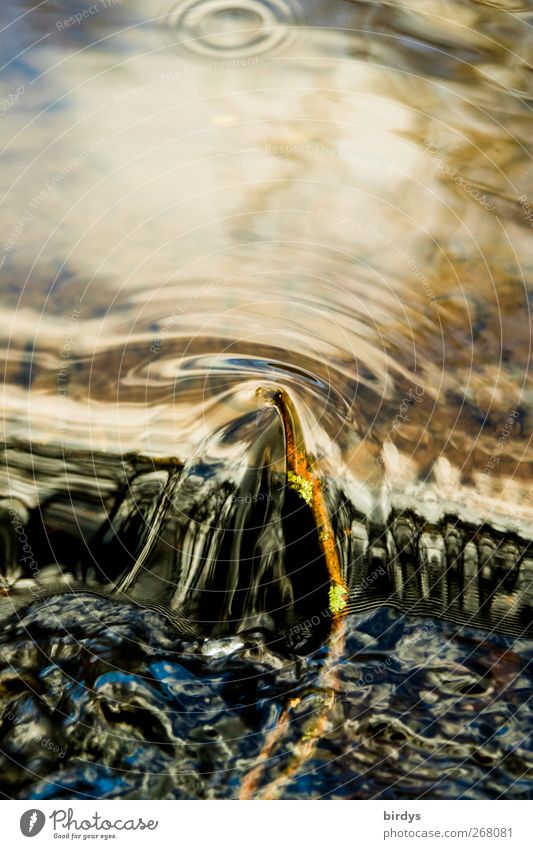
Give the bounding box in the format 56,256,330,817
0,0,532,527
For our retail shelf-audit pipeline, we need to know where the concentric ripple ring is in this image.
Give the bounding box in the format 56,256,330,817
168,0,299,58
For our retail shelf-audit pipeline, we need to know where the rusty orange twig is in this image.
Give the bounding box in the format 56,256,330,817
239,387,348,799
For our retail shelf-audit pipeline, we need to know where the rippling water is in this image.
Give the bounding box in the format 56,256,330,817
0,0,532,799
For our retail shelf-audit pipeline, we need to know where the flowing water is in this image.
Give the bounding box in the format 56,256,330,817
0,0,533,799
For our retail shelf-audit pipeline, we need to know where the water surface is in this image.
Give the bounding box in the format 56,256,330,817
0,0,532,799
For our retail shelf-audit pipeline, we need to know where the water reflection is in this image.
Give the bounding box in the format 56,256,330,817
0,0,532,798
1,0,532,525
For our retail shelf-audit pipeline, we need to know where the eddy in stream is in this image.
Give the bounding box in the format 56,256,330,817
2,385,532,646
1,384,532,799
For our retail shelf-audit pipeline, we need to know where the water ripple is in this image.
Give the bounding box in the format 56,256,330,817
168,0,300,58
